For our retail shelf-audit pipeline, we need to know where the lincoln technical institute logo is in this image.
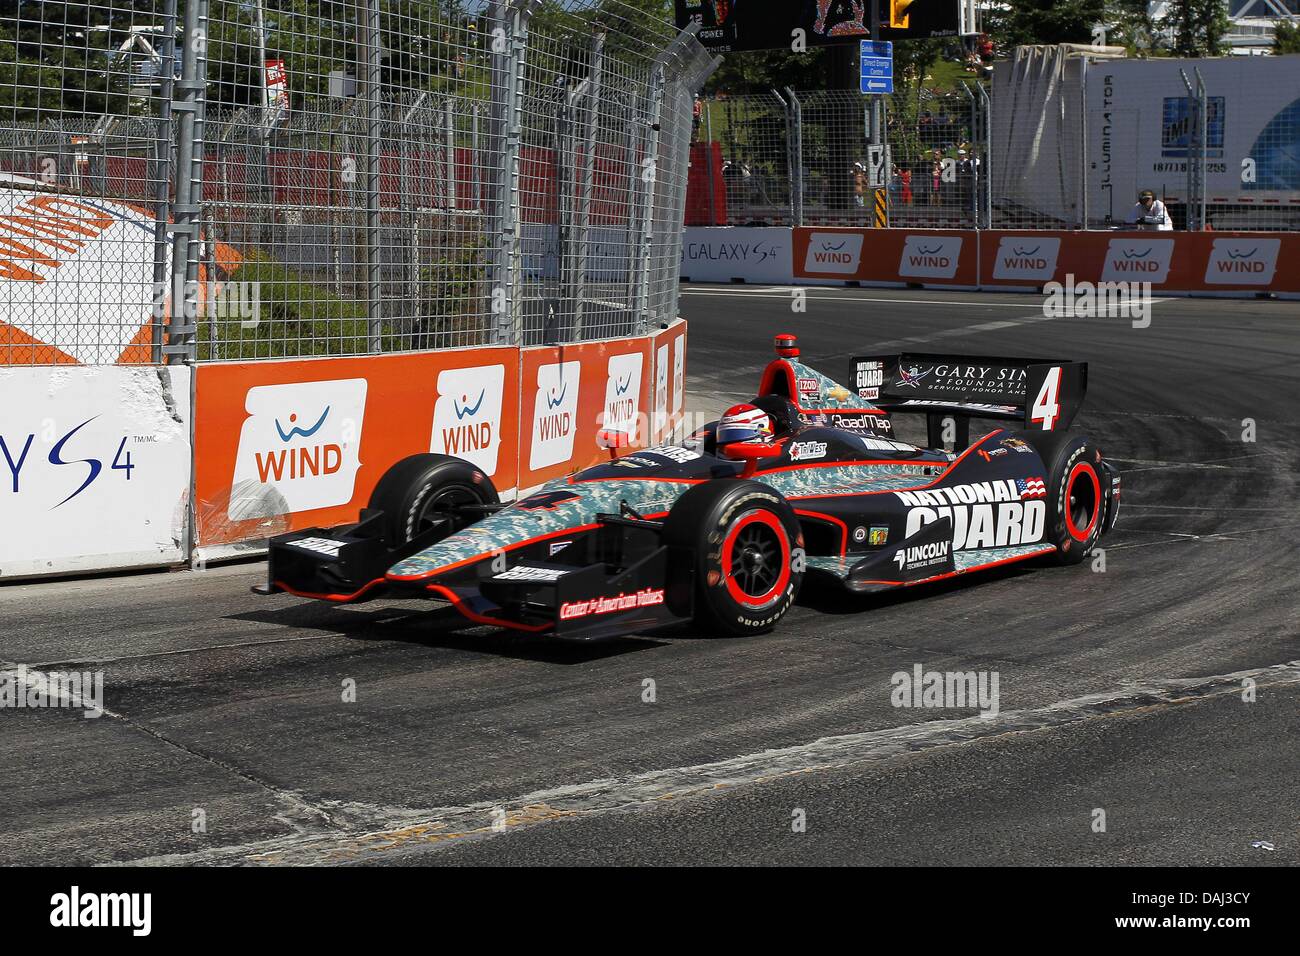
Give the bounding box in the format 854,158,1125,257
432,364,505,476
530,360,581,470
230,378,367,519
603,352,643,440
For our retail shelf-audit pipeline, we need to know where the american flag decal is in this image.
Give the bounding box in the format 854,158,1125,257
1018,477,1047,499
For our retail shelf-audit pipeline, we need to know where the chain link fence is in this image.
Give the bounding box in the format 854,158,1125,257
1,0,714,366
695,86,988,229
694,58,1300,233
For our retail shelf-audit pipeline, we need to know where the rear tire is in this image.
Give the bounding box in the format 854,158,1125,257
1015,430,1104,565
663,480,804,635
367,454,498,548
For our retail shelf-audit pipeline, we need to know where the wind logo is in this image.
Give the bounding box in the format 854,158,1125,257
992,236,1060,281
604,352,643,439
432,364,505,475
898,235,962,279
255,405,341,482
230,378,367,519
530,360,581,470
803,231,864,274
1204,237,1280,285
1101,238,1173,283
454,389,486,419
275,406,329,442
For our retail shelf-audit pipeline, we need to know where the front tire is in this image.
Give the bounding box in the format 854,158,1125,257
663,480,804,635
367,454,498,548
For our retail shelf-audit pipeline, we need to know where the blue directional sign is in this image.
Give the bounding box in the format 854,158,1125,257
859,39,894,95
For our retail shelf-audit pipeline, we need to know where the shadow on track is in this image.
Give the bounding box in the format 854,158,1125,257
226,600,668,664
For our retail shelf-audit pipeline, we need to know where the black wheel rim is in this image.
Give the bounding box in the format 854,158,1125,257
729,522,782,598
415,483,481,537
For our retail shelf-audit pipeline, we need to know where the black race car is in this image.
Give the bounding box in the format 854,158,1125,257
260,335,1120,639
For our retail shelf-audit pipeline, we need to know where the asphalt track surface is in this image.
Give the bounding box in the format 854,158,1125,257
3,285,1298,866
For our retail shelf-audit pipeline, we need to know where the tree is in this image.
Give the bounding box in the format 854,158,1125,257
1168,0,1231,57
984,0,1108,49
0,0,162,120
1273,20,1300,55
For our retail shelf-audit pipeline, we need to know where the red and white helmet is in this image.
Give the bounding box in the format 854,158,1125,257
717,403,773,445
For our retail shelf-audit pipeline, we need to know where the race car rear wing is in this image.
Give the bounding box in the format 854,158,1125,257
850,353,1088,446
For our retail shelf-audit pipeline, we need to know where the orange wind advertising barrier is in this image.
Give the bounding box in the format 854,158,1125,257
193,320,688,552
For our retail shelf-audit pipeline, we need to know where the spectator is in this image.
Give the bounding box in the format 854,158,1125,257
1126,189,1173,231
931,148,945,206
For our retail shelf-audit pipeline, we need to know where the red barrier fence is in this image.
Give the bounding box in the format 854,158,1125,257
792,228,1300,295
192,321,687,553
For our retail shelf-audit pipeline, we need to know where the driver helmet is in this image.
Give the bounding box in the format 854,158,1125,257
717,403,773,445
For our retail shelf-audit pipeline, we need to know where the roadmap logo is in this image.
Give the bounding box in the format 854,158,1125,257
432,364,505,475
230,379,366,519
1204,238,1280,285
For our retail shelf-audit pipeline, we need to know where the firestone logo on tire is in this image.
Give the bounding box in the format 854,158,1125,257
530,360,581,470
230,378,367,519
431,364,505,476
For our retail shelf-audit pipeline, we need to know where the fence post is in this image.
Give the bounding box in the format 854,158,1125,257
166,0,210,365
962,82,977,228
570,31,605,342
361,0,383,352
784,87,804,226
1195,67,1208,232
488,0,536,346
704,98,716,225
151,0,179,364
977,82,992,229
635,63,667,336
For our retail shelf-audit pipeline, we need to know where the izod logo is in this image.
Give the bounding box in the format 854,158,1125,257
898,235,962,279
1101,238,1174,283
431,364,505,475
1204,238,1280,285
530,360,581,470
230,378,367,519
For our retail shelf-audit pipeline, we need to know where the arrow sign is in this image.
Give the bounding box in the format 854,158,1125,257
859,40,894,95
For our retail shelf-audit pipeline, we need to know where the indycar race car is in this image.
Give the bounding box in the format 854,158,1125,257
259,335,1120,639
